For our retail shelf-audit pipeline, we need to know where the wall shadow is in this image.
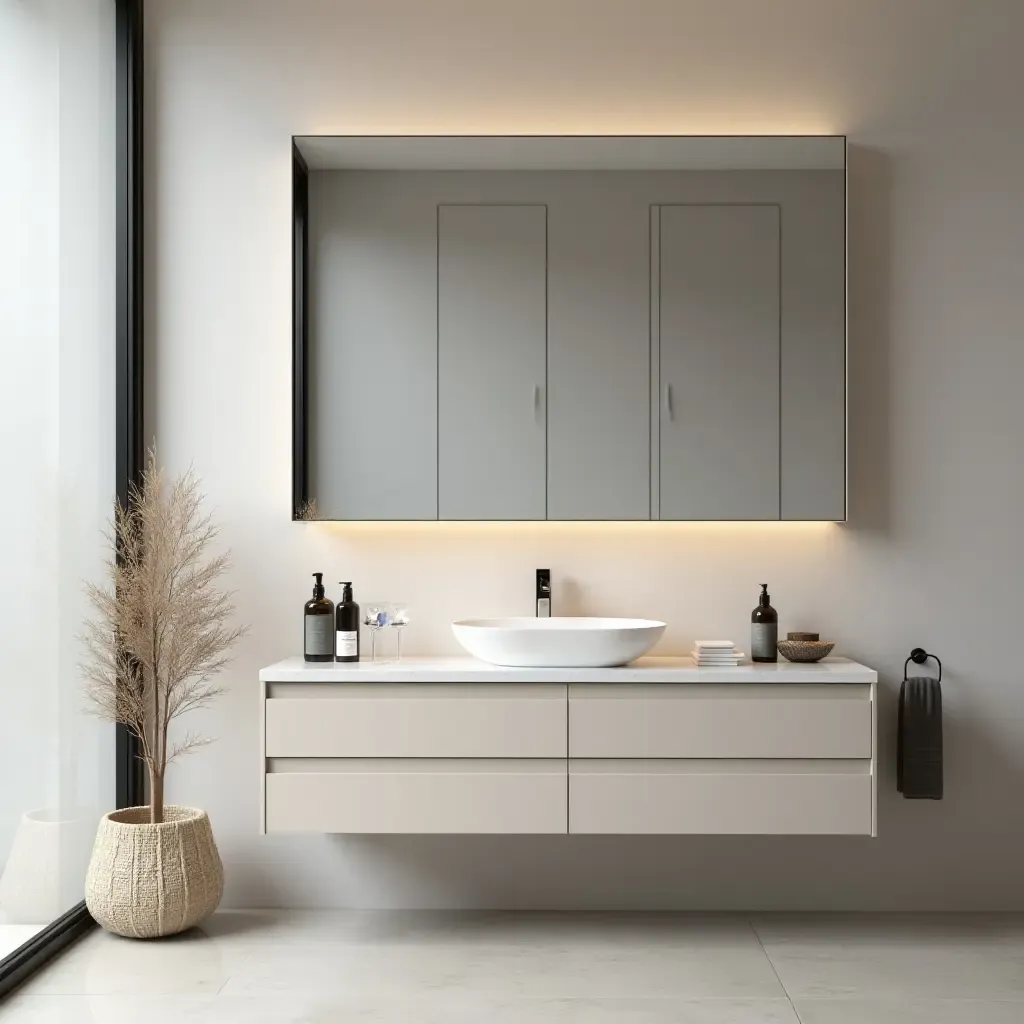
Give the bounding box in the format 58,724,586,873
845,145,894,536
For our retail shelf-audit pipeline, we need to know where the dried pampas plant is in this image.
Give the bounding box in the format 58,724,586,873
79,449,247,823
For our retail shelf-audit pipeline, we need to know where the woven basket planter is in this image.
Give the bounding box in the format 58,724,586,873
85,805,223,938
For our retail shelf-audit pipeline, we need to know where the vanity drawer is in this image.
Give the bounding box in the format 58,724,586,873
569,684,871,759
569,759,873,835
265,759,567,833
265,683,567,758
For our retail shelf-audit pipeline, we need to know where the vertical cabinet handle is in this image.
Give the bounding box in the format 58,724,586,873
662,384,673,421
533,384,542,420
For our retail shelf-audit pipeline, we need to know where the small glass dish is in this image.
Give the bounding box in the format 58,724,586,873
362,602,410,662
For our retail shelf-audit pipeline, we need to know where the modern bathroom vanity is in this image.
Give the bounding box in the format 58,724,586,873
259,657,877,837
278,136,863,833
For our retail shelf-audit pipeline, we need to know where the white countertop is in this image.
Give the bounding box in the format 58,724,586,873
260,655,877,684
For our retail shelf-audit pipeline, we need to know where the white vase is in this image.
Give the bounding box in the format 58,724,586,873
0,809,95,924
85,805,223,938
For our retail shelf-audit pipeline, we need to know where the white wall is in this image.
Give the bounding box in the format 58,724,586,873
146,0,1024,910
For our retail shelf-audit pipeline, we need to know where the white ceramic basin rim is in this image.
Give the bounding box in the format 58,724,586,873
451,616,666,668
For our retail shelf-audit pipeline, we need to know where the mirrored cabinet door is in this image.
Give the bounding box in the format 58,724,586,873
437,204,548,520
657,204,781,521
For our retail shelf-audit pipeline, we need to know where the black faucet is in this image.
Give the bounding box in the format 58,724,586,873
536,569,551,618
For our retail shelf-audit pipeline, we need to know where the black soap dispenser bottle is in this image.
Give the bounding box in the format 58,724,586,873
335,582,360,663
751,583,778,663
304,573,335,662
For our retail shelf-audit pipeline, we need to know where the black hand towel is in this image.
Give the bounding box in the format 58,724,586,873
897,675,943,799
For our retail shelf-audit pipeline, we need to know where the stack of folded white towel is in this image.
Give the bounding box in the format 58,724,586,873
690,640,744,666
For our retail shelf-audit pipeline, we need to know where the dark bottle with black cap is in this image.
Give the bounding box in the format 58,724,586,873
304,573,334,662
335,582,360,663
751,583,778,663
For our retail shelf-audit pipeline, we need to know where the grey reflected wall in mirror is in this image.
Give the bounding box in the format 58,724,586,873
292,136,846,522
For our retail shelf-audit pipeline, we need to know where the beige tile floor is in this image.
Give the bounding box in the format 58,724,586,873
3,912,1024,1022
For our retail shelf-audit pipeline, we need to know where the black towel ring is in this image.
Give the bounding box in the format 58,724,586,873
904,647,942,683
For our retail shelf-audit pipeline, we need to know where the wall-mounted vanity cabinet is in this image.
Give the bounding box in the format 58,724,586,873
292,136,847,521
259,657,878,836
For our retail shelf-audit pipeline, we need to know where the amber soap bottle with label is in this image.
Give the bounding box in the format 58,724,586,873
751,583,778,663
336,582,360,663
303,573,334,662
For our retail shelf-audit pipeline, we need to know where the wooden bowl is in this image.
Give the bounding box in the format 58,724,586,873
777,639,835,663
787,631,819,641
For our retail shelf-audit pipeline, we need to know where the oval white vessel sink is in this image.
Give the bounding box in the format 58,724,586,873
451,617,666,668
